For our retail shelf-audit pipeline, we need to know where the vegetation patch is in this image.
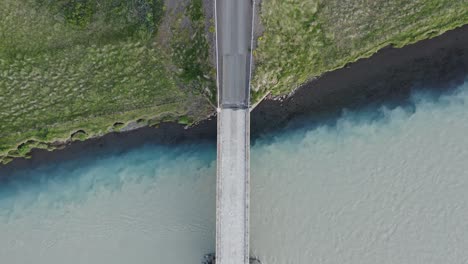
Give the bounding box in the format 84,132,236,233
252,0,468,100
112,122,125,131
37,0,165,34
71,130,88,141
177,115,191,125
0,0,214,164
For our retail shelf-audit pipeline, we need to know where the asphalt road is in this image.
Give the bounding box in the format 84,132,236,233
216,0,253,109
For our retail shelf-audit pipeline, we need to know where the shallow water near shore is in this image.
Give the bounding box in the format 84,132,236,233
1,80,468,263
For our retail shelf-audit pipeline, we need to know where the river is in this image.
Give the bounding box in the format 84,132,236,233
0,81,467,263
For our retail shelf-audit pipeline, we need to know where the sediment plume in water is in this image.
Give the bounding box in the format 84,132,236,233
0,81,468,263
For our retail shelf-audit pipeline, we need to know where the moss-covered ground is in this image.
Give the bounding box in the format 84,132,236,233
252,0,468,101
0,0,215,163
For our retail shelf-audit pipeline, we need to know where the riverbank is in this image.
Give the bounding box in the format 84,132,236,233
251,0,468,98
251,24,468,136
0,0,216,164
1,24,467,175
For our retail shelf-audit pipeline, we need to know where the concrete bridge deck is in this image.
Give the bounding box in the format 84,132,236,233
216,109,250,264
215,0,254,263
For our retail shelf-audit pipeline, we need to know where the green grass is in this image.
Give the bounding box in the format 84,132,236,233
252,0,468,99
0,0,214,164
177,115,191,125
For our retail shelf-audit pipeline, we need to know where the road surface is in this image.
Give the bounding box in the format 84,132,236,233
215,0,254,264
216,0,253,109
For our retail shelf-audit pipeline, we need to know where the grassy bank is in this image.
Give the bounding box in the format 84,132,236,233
252,0,468,101
1,0,467,164
0,0,215,163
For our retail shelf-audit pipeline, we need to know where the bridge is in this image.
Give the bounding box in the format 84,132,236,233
215,0,254,264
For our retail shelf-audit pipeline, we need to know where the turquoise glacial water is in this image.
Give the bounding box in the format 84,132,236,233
1,81,468,263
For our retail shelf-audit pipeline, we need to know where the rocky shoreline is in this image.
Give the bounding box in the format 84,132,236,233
1,24,467,176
